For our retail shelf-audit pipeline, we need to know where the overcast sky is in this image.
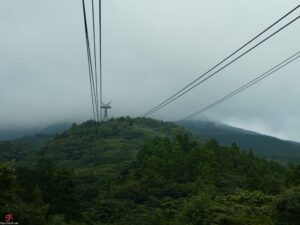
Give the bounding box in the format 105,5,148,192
1,0,300,141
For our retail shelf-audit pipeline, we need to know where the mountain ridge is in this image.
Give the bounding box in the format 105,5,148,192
178,119,300,162
0,122,72,141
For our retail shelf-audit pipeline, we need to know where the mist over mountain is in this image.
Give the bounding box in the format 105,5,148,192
0,128,38,140
3,118,300,163
0,122,72,141
178,119,300,162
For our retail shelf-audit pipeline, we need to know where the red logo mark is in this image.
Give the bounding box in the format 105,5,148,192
5,213,13,222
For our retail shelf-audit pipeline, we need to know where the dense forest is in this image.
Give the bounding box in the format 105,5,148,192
1,117,300,225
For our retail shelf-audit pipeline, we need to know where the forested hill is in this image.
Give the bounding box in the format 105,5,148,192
0,118,179,165
1,117,300,225
178,120,300,163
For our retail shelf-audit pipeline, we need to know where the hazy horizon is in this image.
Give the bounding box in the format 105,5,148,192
1,0,300,141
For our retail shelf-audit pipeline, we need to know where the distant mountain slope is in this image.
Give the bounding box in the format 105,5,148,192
178,120,300,162
38,122,72,135
0,122,72,141
0,128,38,140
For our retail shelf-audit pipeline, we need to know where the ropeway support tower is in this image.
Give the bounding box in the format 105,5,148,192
101,101,111,121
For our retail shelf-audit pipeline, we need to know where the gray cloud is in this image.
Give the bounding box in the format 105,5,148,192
1,0,300,140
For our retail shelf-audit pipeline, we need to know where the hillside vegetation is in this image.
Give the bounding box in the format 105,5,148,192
1,117,300,225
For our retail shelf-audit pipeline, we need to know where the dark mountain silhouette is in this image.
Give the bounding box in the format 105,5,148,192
0,122,72,141
178,120,300,162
